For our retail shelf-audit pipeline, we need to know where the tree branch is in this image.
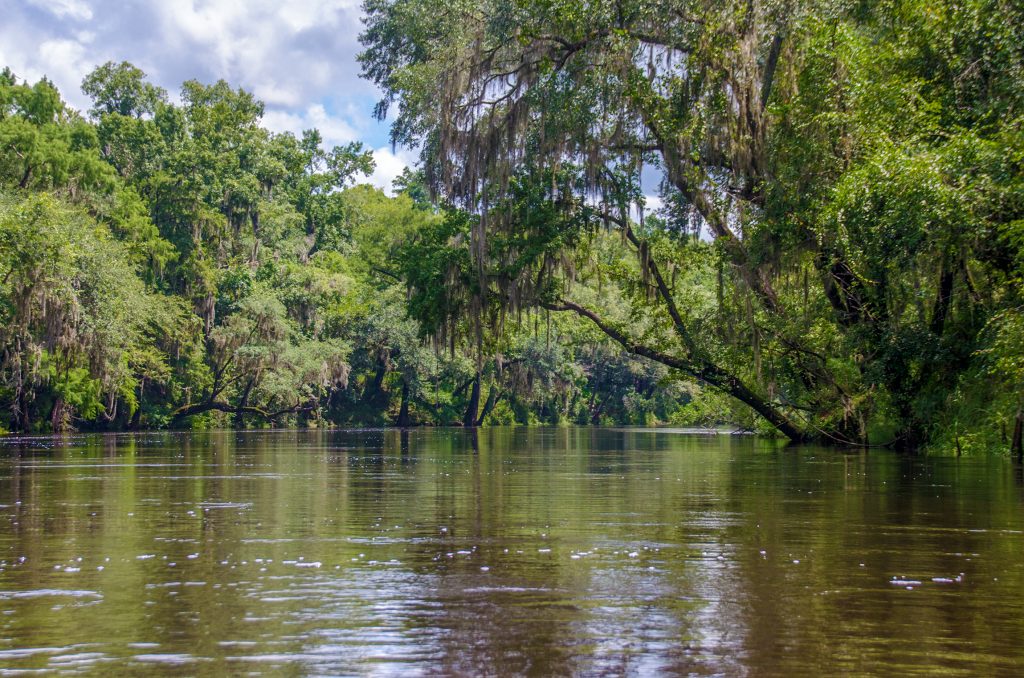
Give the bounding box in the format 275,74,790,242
761,31,785,109
170,399,313,423
540,299,694,372
539,298,807,441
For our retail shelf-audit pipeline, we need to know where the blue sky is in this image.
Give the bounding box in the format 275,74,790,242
1,0,415,191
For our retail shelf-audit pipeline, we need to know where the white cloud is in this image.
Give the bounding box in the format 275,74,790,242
3,0,390,144
30,39,93,105
262,104,360,148
259,115,414,193
643,195,664,214
28,0,93,21
306,104,361,147
146,0,369,104
368,146,417,195
260,109,308,136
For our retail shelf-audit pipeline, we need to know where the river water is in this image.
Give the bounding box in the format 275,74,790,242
1,428,1023,675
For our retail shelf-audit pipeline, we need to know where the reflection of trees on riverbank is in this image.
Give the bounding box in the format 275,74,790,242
1,430,1023,673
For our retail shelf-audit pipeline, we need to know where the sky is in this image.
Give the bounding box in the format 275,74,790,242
0,0,416,192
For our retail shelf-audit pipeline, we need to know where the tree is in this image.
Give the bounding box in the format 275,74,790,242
0,192,170,430
81,61,168,119
360,0,1024,445
0,62,706,433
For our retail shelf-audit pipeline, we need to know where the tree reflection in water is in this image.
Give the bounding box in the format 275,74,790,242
0,428,1022,674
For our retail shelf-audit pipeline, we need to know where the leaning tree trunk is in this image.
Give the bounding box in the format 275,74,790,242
476,378,498,426
543,299,810,442
396,380,411,427
235,378,255,428
463,372,481,427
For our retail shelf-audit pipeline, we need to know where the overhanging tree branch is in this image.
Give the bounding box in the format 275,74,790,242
170,399,313,423
540,298,807,441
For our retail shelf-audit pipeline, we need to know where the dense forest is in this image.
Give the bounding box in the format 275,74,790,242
1,0,1023,454
0,62,688,435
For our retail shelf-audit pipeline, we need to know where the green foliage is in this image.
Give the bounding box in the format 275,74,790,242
359,0,1024,452
2,64,679,433
0,74,116,194
81,61,168,118
11,3,1022,450
0,191,161,429
670,386,732,429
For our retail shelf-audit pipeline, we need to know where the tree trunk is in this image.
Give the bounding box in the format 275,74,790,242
1012,408,1023,462
463,372,481,427
396,380,411,427
15,382,31,432
816,251,866,327
372,361,387,392
930,257,956,336
364,357,388,403
50,397,68,432
128,380,144,430
543,300,809,442
235,378,255,428
476,379,498,426
702,367,807,442
129,403,143,430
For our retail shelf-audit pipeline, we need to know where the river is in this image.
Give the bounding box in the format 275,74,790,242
1,428,1023,675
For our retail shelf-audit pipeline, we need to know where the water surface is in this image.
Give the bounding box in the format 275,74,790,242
1,428,1023,675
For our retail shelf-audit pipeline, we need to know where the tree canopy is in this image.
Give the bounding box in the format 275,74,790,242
0,62,699,435
360,0,1024,449
0,0,1021,455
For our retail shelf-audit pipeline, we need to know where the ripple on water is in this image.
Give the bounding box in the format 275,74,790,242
0,647,71,660
131,653,202,664
0,590,102,601
47,652,109,667
2,429,1024,676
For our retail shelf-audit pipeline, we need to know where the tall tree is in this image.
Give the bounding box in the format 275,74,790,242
360,0,1024,444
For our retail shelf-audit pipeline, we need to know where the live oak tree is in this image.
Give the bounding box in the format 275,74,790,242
360,0,1024,445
